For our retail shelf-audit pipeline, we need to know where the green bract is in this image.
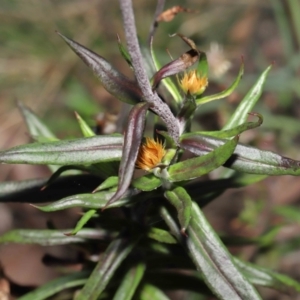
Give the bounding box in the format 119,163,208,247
1,1,300,299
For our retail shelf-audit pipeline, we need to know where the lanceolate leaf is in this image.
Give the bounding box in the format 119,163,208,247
75,111,95,137
132,173,161,191
112,263,146,300
57,31,143,105
234,257,300,294
151,34,200,90
0,135,123,165
66,209,97,236
19,271,89,300
150,39,181,103
17,101,58,142
187,202,261,300
223,65,272,130
139,283,170,300
0,228,108,246
76,237,137,300
196,62,244,106
33,189,140,212
180,133,300,176
147,227,177,244
195,112,263,139
168,136,238,182
164,186,192,233
93,176,119,193
105,102,150,207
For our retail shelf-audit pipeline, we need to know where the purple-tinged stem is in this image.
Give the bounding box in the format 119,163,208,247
119,0,180,143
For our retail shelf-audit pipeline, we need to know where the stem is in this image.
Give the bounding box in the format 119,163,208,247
118,0,180,143
148,0,166,45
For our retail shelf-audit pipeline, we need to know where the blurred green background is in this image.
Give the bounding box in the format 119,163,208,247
0,0,300,298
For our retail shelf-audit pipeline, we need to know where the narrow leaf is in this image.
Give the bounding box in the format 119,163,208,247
105,102,150,207
132,173,161,191
234,257,300,294
75,111,95,137
93,176,119,193
17,101,58,142
117,34,132,68
195,112,263,138
164,186,192,233
168,136,238,182
150,40,181,102
223,65,272,129
139,284,170,300
76,237,137,300
33,189,140,212
57,32,143,105
113,263,146,300
187,202,261,299
19,271,89,300
197,51,208,78
180,133,300,176
65,209,97,236
0,228,107,246
151,34,200,90
148,227,177,244
196,62,244,105
0,135,123,165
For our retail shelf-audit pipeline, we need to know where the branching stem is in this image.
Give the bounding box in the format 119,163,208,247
119,0,180,143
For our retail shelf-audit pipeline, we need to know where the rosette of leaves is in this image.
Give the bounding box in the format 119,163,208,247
1,0,300,299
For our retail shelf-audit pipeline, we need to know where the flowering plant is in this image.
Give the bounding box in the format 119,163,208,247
1,1,300,299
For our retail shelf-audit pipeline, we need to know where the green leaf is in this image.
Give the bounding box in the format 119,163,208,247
106,103,150,207
0,228,107,246
113,263,146,300
75,237,137,300
17,101,60,173
75,111,95,137
57,32,143,105
196,112,263,138
187,202,261,300
0,135,123,165
168,136,238,182
223,65,272,129
66,209,97,236
180,133,300,176
147,227,177,244
139,283,170,300
164,187,192,233
132,174,161,191
197,51,208,77
17,101,58,142
19,271,89,300
33,189,139,212
117,34,132,68
93,176,119,193
234,257,300,294
196,62,244,105
273,205,300,224
0,178,46,197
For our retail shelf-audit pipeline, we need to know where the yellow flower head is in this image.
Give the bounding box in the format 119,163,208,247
136,137,166,171
180,70,208,96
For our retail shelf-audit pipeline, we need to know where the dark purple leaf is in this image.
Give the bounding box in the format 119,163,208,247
104,102,150,208
57,32,142,105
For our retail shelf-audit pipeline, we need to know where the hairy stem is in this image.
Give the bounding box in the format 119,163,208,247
118,0,179,143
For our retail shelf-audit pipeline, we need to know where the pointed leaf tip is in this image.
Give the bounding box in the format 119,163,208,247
57,32,143,105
